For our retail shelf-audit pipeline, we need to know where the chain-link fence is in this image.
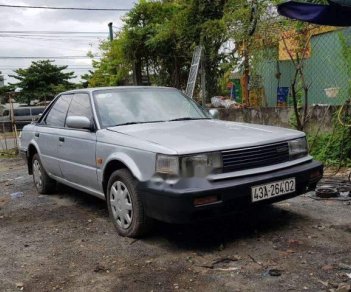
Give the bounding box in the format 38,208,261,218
0,102,20,156
0,125,18,156
241,20,351,107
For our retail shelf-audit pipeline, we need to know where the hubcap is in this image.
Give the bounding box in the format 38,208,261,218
110,181,133,229
33,159,42,189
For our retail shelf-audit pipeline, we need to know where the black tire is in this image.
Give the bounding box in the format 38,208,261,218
106,169,151,238
32,153,56,194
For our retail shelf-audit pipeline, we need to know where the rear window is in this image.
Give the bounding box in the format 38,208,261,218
14,108,30,117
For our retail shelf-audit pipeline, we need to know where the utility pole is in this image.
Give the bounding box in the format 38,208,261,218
108,22,113,42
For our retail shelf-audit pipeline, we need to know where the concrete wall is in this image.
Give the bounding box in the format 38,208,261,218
218,105,338,133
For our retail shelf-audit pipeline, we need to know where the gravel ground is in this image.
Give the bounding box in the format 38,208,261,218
0,158,350,292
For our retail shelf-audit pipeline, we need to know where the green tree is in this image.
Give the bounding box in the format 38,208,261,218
179,0,227,97
9,60,76,105
88,0,228,99
0,85,12,104
88,36,132,87
124,0,185,87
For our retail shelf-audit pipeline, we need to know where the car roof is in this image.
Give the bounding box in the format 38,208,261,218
63,86,177,95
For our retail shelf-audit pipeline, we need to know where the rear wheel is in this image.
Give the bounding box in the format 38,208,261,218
32,153,56,194
106,169,151,237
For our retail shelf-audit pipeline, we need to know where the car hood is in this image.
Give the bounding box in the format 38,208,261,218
107,120,304,155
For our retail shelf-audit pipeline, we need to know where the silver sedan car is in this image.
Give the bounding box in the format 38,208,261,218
20,87,323,237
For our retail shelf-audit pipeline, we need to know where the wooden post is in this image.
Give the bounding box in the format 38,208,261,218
1,122,8,151
243,41,250,107
9,94,18,153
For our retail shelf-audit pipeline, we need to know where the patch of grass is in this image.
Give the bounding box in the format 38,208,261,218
0,149,18,158
308,118,351,167
0,132,16,139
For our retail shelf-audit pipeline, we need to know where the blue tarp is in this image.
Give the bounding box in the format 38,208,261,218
278,1,351,26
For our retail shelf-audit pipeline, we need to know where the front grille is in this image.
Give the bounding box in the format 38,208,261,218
221,141,290,172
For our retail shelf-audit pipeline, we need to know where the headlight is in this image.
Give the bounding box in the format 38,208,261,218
180,153,222,177
289,137,308,160
155,153,222,178
155,155,179,175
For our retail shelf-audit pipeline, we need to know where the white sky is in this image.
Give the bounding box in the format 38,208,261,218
0,0,135,85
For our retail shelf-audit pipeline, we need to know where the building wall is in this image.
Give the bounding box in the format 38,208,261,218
259,29,349,106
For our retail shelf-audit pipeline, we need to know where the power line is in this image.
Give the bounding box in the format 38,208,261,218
0,31,108,34
0,37,102,43
0,56,98,59
0,66,93,68
0,4,131,11
0,35,105,40
1,68,92,70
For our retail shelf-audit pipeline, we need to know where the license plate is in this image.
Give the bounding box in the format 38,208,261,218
251,178,296,202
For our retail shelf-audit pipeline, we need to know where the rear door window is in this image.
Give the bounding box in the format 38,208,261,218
45,95,72,127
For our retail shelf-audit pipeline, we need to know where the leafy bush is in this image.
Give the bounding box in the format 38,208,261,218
308,116,351,166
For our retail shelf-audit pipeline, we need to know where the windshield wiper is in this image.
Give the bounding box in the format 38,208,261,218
112,118,208,126
113,120,165,127
114,122,141,126
167,117,210,122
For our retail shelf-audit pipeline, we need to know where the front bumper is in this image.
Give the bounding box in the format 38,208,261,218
138,160,323,223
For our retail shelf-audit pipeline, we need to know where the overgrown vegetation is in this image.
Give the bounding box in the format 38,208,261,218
308,26,351,166
86,0,332,105
86,0,284,99
86,0,229,98
308,113,351,166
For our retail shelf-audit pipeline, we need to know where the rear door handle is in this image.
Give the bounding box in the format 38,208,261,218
34,132,39,137
59,137,65,142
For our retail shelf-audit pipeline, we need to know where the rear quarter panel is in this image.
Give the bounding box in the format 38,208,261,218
20,124,37,153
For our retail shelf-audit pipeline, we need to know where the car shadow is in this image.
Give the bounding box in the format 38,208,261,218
54,183,306,251
55,183,108,216
146,204,306,251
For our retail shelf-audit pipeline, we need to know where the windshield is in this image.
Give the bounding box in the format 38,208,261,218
93,88,210,128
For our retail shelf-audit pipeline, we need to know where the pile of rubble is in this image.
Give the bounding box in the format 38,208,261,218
210,96,242,109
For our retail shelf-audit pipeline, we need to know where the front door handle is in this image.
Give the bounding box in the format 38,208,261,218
59,137,65,142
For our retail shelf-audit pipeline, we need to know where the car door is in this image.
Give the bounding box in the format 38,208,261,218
37,94,73,177
57,93,98,191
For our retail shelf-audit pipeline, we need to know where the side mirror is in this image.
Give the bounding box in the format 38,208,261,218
209,109,220,119
66,116,93,131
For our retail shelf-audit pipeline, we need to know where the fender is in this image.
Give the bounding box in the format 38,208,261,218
25,140,41,174
27,139,41,157
102,152,143,182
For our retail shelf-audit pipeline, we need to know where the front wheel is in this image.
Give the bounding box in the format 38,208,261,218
32,153,56,194
106,169,151,237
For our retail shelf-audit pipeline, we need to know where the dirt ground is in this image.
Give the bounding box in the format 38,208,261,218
0,158,350,292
